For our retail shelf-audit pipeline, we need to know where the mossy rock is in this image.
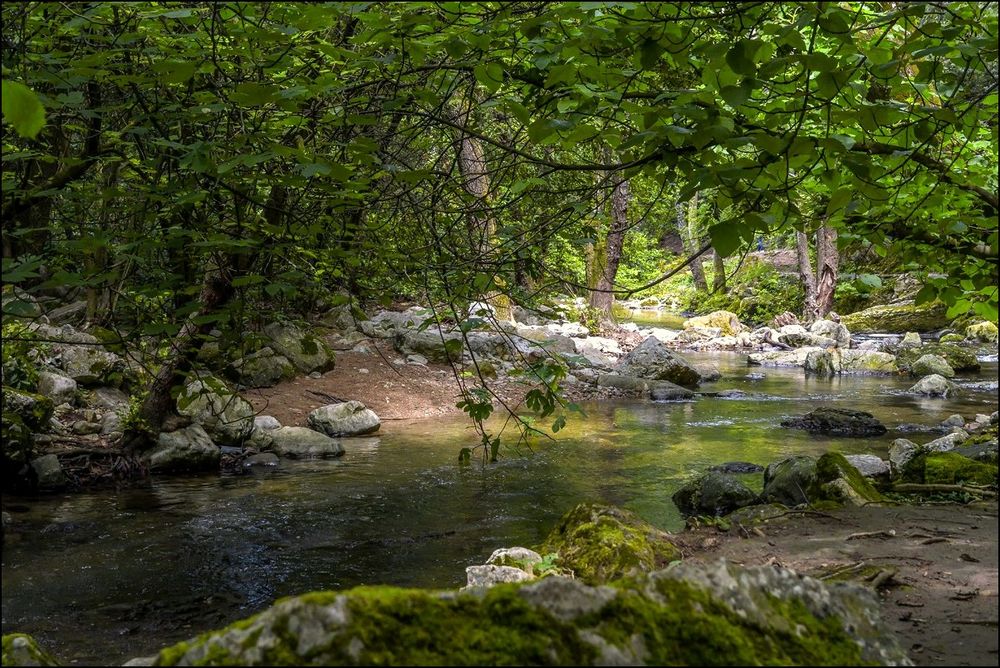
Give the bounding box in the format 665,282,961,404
2,633,59,666
2,387,54,431
841,300,948,333
809,452,885,506
965,321,999,344
150,562,909,666
683,310,744,336
902,452,998,486
895,343,980,374
539,504,681,584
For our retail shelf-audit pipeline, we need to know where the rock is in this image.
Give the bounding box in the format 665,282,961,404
837,349,899,374
596,373,650,395
253,415,282,431
809,452,885,506
747,347,819,368
941,414,966,428
909,374,959,397
895,343,980,373
325,331,368,351
844,454,890,479
939,332,965,343
464,565,535,588
394,330,464,363
308,401,380,437
841,299,948,333
899,331,922,348
683,310,743,336
3,387,55,431
243,452,280,469
100,411,121,435
779,331,837,348
228,348,296,388
36,371,77,405
176,375,254,445
72,419,102,435
147,560,910,666
965,321,999,343
809,319,851,347
954,441,999,465
486,547,543,573
922,429,968,452
708,462,764,474
615,336,701,388
406,353,428,366
142,424,220,473
781,408,887,437
89,386,129,411
902,451,998,486
804,349,840,375
649,380,695,401
263,323,335,374
30,454,68,490
1,633,59,666
910,354,954,378
888,439,920,475
1,287,42,319
539,503,680,584
762,456,817,506
267,427,344,458
671,471,759,517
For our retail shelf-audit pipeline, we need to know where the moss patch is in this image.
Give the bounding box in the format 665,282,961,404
902,451,998,486
2,633,59,667
809,452,885,505
539,504,681,584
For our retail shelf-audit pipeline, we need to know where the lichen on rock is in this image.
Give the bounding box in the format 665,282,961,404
1,633,59,666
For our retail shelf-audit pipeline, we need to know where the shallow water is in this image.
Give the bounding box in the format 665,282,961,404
2,352,997,664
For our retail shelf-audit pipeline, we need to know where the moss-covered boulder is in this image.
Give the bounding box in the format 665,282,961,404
176,375,254,445
762,456,817,506
263,323,336,374
614,337,701,388
908,374,959,398
841,299,948,333
901,452,998,486
683,310,744,336
909,354,954,378
837,349,899,374
808,453,885,506
150,561,909,666
228,348,297,388
539,504,681,584
965,321,999,344
939,332,965,343
2,387,54,431
672,472,759,517
1,633,59,666
895,343,980,373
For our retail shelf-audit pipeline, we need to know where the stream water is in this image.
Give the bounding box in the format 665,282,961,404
2,350,997,664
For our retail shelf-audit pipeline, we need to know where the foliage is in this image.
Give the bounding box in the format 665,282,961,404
1,321,41,391
690,257,804,325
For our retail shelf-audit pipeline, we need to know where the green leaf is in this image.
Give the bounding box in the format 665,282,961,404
719,80,752,108
709,223,742,257
1,80,46,139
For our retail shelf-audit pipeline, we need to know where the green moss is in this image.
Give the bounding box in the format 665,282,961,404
841,300,948,334
939,333,965,343
922,452,998,486
809,453,885,505
539,504,681,584
964,424,999,447
2,633,60,666
895,343,981,373
2,386,54,431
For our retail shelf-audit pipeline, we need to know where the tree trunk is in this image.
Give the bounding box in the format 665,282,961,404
677,198,707,291
796,230,819,321
590,175,628,320
712,251,727,292
815,223,838,318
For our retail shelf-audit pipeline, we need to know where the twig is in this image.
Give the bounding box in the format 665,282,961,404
891,483,997,497
847,529,896,541
869,568,897,590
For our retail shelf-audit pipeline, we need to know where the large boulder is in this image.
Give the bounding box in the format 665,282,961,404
267,426,344,458
36,371,77,405
809,319,851,347
762,456,817,506
844,454,890,479
747,347,819,368
671,472,759,517
148,560,909,666
595,374,694,400
683,310,743,336
2,387,54,432
909,354,954,378
808,452,885,506
30,454,68,490
901,451,998,486
909,374,959,398
837,349,899,374
1,634,59,667
394,330,464,363
804,349,840,375
778,331,837,348
615,337,701,388
263,323,335,374
30,323,128,387
965,321,998,343
539,504,681,584
228,348,297,388
895,343,980,373
142,424,220,473
308,401,381,437
781,408,887,437
176,375,254,445
841,299,949,333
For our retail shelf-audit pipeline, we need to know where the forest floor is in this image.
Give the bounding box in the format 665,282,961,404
674,501,999,666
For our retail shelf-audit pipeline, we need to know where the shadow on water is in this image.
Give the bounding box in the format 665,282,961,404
2,351,997,664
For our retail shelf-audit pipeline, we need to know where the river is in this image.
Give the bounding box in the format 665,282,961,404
2,350,997,664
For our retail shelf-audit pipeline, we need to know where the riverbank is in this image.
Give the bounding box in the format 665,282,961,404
676,501,999,666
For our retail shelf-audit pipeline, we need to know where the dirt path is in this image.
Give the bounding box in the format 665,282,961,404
673,502,999,666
